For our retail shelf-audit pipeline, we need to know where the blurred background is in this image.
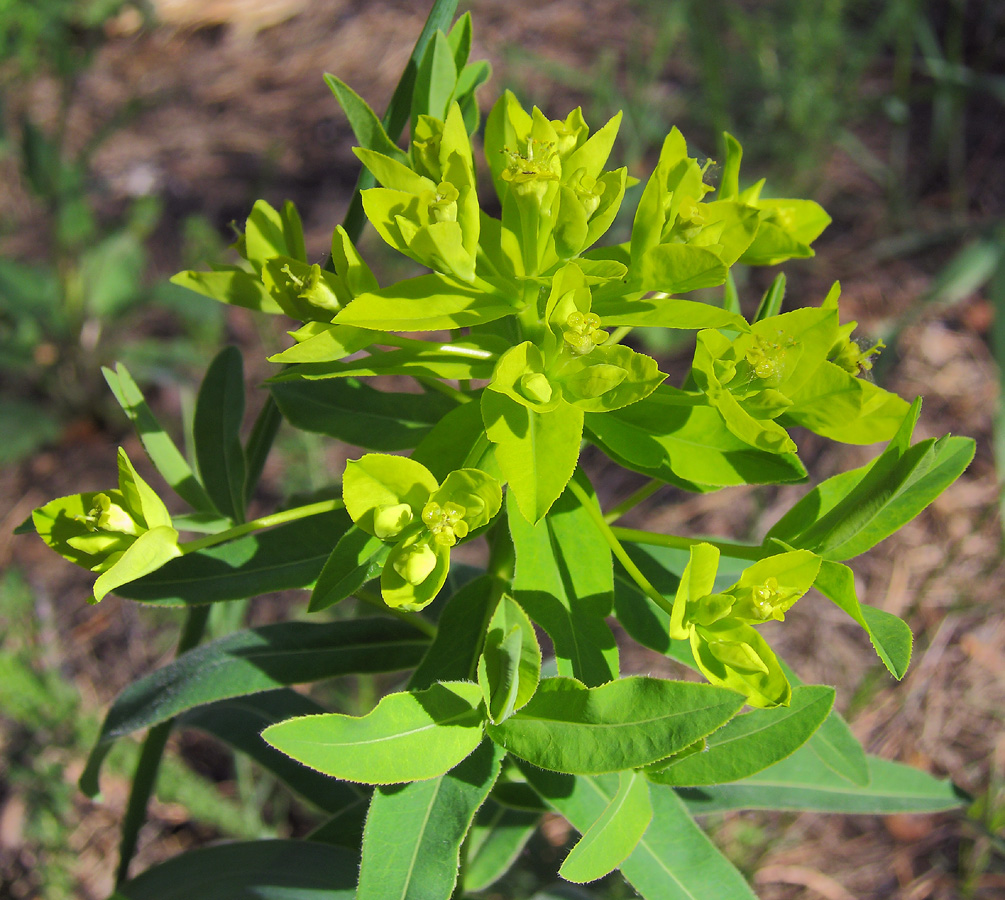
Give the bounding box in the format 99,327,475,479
0,1,1003,897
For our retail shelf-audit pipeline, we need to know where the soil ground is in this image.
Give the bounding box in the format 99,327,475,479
1,1,1003,898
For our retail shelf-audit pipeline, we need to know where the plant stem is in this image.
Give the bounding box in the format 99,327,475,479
566,478,675,618
356,587,437,638
115,604,210,886
178,498,345,554
610,525,764,561
603,479,663,523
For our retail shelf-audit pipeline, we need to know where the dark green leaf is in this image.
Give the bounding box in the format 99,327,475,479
181,691,367,816
309,525,391,612
646,686,834,786
463,800,540,892
194,346,246,522
677,746,969,814
508,476,619,686
270,378,458,450
523,768,757,900
80,619,425,797
116,509,351,605
116,840,357,900
488,677,745,774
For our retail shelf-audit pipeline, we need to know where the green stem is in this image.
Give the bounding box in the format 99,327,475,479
566,478,674,618
356,587,437,638
610,525,764,561
603,479,663,523
115,604,210,886
606,325,634,346
179,498,345,554
416,376,472,404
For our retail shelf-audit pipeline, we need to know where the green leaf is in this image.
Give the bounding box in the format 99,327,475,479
324,74,410,165
115,840,357,900
769,398,974,560
116,509,351,606
79,619,425,797
463,800,540,892
647,685,834,786
194,346,246,522
92,525,181,603
477,595,542,723
105,365,215,514
309,526,391,612
813,559,913,678
806,706,870,787
357,739,503,900
263,681,485,784
245,199,307,268
507,479,619,686
268,323,377,364
169,268,283,314
180,691,368,815
587,387,806,489
273,342,500,382
488,677,745,774
594,296,749,332
410,575,504,690
559,770,653,883
639,244,728,294
335,274,515,331
678,745,969,814
753,273,786,322
269,375,454,458
411,29,457,126
81,231,146,318
523,768,757,900
483,390,583,524
411,395,497,481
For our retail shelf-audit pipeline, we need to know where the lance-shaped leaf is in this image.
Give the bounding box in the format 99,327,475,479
410,575,504,690
79,619,426,797
646,685,834,786
523,767,757,900
812,559,913,678
115,840,357,900
324,74,410,166
263,681,485,784
356,739,504,900
169,267,282,314
271,341,500,383
559,770,653,883
593,295,749,332
270,377,458,451
116,509,351,606
678,744,969,815
463,800,540,892
507,477,619,686
194,346,246,523
487,676,745,774
102,363,216,513
767,400,975,561
335,274,515,331
477,595,541,723
244,199,307,269
268,323,376,365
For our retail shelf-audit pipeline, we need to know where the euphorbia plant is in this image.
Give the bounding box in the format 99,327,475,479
21,3,974,898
